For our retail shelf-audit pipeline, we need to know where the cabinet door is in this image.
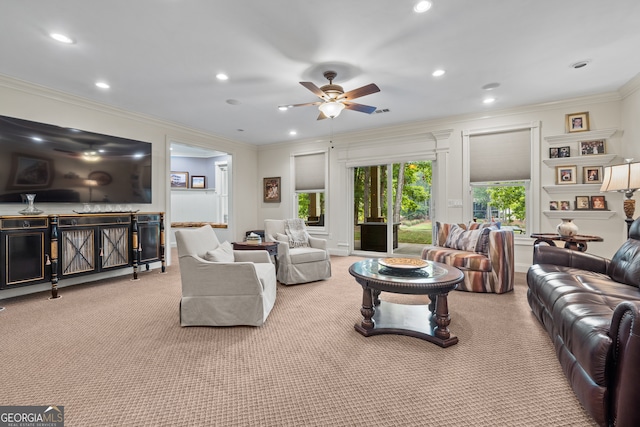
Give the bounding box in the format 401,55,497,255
138,223,160,263
60,228,95,276
101,225,129,269
1,230,48,288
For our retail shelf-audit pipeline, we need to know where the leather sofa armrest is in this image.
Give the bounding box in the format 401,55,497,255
609,301,640,426
533,245,610,274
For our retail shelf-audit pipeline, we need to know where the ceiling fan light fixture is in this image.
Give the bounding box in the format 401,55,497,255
319,101,345,118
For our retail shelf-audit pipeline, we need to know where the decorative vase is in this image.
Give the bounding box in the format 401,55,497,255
557,219,578,237
19,193,44,215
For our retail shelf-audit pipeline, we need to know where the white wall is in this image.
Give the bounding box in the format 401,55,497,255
258,83,640,271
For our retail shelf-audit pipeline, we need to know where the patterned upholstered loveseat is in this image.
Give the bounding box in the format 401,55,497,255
421,222,514,293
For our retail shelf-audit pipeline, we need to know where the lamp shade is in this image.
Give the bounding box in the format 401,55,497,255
600,162,640,194
318,101,345,118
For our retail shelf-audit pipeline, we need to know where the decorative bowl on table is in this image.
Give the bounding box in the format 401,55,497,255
245,232,262,245
378,257,428,270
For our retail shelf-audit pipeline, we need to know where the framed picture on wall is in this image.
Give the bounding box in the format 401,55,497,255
566,111,590,133
263,177,281,203
191,175,206,189
170,171,189,188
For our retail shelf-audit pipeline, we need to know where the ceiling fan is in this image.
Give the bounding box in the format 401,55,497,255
286,71,380,120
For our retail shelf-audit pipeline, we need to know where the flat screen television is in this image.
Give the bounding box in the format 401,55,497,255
0,114,152,204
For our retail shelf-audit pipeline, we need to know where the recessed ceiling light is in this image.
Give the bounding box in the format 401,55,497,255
278,106,289,111
289,130,297,136
482,82,501,90
432,69,445,77
95,82,110,89
483,97,496,104
571,60,590,69
50,33,75,44
216,73,229,81
414,1,432,13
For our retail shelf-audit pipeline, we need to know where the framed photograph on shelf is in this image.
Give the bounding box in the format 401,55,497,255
579,140,606,156
191,175,206,189
263,177,281,203
575,196,590,210
566,111,590,133
170,171,189,188
583,166,603,184
590,195,607,210
560,201,571,211
549,201,559,210
556,165,577,185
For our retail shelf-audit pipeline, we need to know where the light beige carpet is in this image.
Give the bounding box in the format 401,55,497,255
1,254,596,426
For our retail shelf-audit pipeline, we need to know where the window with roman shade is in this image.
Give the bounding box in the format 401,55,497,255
293,151,327,227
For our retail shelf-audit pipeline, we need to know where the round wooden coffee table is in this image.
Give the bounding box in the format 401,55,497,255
349,258,464,348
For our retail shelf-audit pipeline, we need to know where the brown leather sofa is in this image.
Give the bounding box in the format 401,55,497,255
527,218,640,427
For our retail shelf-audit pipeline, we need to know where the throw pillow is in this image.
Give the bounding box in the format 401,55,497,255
445,225,488,253
205,241,234,262
444,224,467,249
475,226,496,254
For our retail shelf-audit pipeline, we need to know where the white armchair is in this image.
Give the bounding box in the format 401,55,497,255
264,219,331,285
175,225,277,327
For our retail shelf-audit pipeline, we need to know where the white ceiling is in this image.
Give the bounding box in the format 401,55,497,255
1,1,639,146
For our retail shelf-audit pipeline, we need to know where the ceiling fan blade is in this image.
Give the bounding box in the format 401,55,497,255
288,101,322,108
343,102,377,114
317,111,328,120
300,81,329,100
339,83,380,101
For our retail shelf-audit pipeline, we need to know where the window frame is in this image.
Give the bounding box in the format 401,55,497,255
291,149,328,231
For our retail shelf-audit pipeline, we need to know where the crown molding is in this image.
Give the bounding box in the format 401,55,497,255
618,72,640,99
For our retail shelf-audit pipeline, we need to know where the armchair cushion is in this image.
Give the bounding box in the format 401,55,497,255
289,247,328,264
205,241,234,263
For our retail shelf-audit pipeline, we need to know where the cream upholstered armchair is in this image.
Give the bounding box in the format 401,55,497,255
175,225,277,326
264,219,331,285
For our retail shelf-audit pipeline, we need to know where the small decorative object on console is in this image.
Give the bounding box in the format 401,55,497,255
18,193,43,215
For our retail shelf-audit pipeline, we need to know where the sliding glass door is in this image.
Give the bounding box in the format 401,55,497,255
353,161,432,256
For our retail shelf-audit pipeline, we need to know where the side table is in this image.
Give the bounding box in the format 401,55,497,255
232,241,279,269
530,233,603,252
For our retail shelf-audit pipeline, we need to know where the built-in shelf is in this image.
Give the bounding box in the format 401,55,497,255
543,184,602,194
542,154,619,167
544,128,619,145
543,210,616,220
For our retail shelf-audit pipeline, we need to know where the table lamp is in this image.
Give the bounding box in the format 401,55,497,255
600,159,640,236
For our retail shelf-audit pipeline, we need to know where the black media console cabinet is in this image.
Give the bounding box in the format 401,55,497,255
0,212,165,298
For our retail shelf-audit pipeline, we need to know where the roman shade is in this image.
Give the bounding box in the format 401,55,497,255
470,129,531,182
294,152,326,191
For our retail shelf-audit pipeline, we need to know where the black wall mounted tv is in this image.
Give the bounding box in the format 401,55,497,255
0,115,152,204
